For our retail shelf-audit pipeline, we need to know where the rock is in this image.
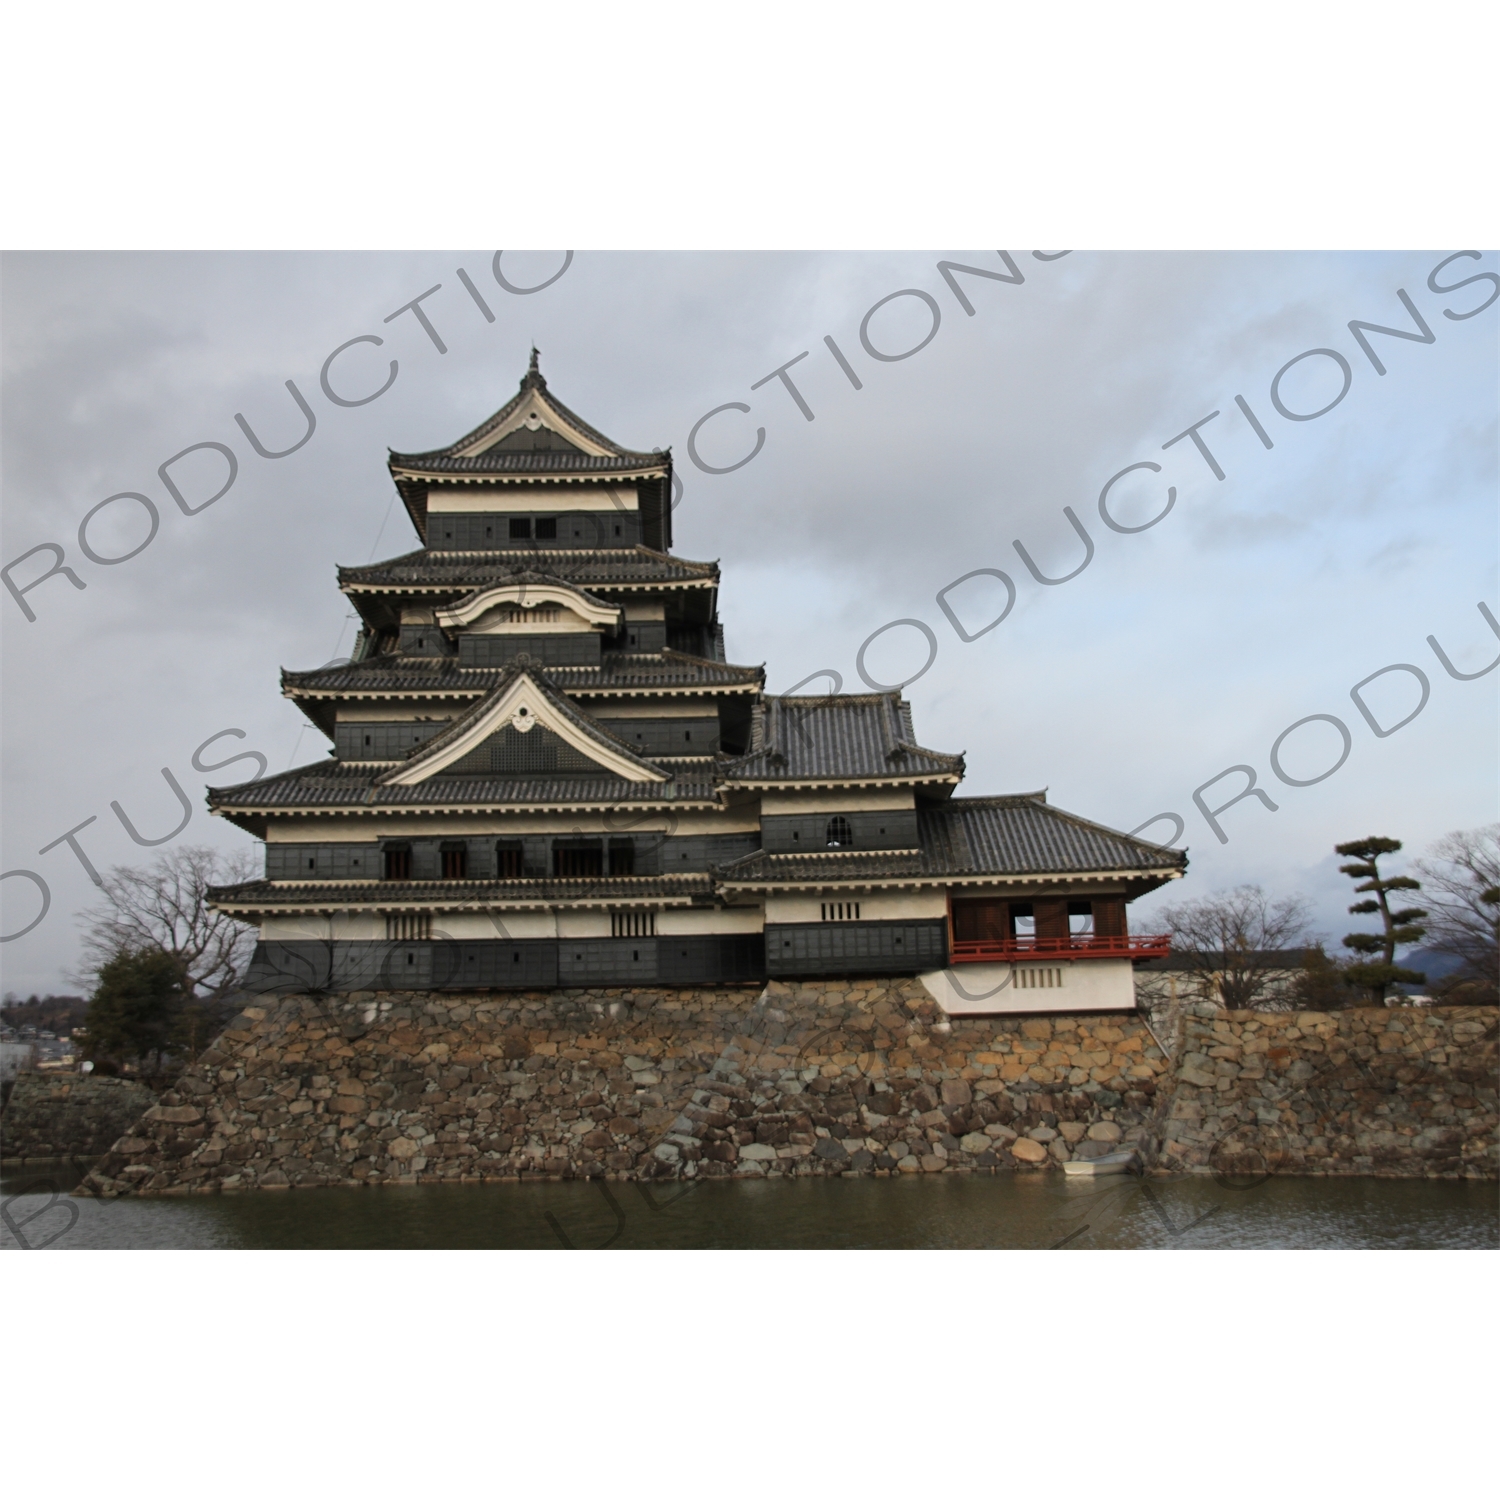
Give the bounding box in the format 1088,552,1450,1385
959,1132,990,1155
1057,1121,1087,1143
388,1138,419,1160
1010,1137,1049,1163
653,1143,681,1163
813,1138,849,1162
1026,1126,1057,1142
1049,1137,1071,1162
1086,1121,1122,1142
896,1155,922,1173
920,1155,947,1172
940,1079,972,1107
111,1137,152,1155
739,1143,777,1161
145,1104,203,1124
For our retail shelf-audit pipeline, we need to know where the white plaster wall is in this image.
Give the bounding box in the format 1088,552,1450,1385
656,907,764,935
426,485,638,513
261,913,384,941
765,892,947,922
920,959,1138,1015
761,788,914,814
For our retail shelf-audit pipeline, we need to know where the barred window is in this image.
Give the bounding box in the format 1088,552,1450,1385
386,913,431,941
1014,967,1064,989
384,846,412,880
825,816,853,847
495,843,524,878
509,517,532,539
821,902,860,922
611,911,656,937
441,845,468,880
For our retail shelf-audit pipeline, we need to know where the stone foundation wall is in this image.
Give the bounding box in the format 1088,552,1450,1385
74,984,1497,1197
78,979,1173,1196
2,1074,157,1166
1158,1004,1498,1179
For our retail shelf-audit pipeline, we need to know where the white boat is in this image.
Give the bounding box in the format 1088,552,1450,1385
1062,1151,1139,1177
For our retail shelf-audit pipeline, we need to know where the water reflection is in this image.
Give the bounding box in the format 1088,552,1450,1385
3,1168,1494,1251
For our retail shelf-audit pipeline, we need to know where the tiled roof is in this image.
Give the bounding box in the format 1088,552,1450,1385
716,850,926,883
207,760,718,812
282,651,763,695
723,693,964,784
716,795,1186,885
339,547,717,591
390,451,666,476
917,795,1187,875
209,875,714,910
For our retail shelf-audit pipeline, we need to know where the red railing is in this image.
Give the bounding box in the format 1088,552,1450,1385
949,933,1171,964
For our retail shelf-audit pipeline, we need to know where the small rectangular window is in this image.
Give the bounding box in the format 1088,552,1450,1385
441,847,467,880
509,517,532,539
1067,900,1094,935
384,847,412,880
495,844,524,878
535,517,557,539
609,842,635,876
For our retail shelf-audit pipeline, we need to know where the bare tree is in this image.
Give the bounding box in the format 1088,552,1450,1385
1415,825,1500,1006
76,844,259,1000
1156,885,1315,1010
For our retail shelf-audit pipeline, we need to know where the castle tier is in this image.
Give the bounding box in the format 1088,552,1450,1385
208,354,1185,1014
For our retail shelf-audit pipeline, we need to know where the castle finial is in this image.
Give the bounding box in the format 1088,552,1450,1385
529,346,540,375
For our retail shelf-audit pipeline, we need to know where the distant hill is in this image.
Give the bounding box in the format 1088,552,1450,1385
0,993,89,1035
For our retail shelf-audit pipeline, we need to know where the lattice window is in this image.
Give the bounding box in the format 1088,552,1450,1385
611,911,656,937
495,844,524,878
820,902,861,922
386,913,431,941
384,846,412,880
825,816,853,847
441,846,468,879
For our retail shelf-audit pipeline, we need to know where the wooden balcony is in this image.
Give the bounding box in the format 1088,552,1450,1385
949,933,1171,964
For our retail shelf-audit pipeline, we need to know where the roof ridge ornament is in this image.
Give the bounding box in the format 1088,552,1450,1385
522,346,546,390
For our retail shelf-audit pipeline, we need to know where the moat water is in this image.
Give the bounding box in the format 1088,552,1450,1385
2,1168,1495,1250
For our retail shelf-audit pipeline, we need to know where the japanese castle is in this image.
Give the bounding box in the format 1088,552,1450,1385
210,355,1183,1013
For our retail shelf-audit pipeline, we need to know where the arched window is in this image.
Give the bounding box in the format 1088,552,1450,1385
826,816,852,848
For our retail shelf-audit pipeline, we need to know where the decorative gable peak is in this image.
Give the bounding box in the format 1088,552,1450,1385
408,351,657,463
376,669,668,787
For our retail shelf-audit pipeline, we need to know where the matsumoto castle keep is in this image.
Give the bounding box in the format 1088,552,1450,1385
210,356,1184,1014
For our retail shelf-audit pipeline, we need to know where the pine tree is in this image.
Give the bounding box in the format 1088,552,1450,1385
82,948,187,1071
1335,836,1427,1003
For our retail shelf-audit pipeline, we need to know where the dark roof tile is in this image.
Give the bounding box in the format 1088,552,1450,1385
723,693,963,783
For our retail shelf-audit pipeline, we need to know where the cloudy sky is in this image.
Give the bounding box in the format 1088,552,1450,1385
2,249,1495,993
